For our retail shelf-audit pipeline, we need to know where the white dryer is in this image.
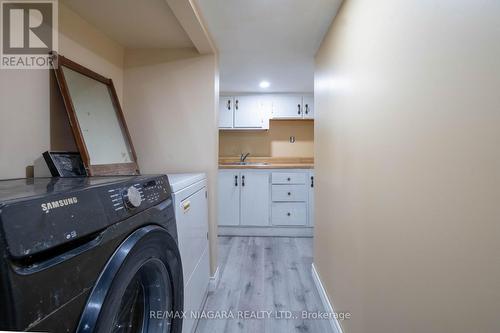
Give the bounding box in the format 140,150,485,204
167,173,210,333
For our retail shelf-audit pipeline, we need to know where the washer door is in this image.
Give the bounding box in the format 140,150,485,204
77,225,183,333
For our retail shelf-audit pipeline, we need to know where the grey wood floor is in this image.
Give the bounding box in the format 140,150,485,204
195,236,331,333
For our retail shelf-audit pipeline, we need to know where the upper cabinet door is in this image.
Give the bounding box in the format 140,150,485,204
303,95,314,119
219,96,234,128
271,95,303,119
234,96,265,128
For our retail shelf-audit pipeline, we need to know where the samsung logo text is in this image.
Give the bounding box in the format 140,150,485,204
41,197,78,213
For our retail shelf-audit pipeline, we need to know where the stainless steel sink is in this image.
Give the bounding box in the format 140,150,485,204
221,162,270,166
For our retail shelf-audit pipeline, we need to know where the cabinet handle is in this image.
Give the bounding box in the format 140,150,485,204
305,104,309,114
242,175,245,186
287,212,291,216
235,175,238,186
297,104,301,115
227,100,231,110
287,177,291,181
235,99,239,110
311,176,314,188
287,192,291,196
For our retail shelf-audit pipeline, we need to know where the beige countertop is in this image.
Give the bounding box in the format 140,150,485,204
218,157,314,169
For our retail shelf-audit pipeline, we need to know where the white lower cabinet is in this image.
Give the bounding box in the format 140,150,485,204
217,171,240,226
218,170,270,226
240,172,270,226
271,202,307,226
218,169,314,233
309,170,315,226
271,184,308,202
271,171,309,227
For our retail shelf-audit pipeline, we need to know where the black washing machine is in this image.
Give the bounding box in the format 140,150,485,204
0,175,183,332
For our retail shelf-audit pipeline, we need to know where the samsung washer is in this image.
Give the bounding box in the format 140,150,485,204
0,175,183,332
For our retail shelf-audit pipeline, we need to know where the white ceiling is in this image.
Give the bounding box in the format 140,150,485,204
197,0,342,93
62,0,194,49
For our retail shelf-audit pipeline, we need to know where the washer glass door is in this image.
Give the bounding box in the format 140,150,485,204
111,259,172,333
77,225,183,333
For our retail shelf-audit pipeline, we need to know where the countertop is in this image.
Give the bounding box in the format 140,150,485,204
218,157,314,169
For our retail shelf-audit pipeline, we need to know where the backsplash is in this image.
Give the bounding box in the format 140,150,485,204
219,120,314,157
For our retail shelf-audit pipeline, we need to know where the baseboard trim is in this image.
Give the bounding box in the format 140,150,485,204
311,263,344,333
208,265,220,292
218,226,313,237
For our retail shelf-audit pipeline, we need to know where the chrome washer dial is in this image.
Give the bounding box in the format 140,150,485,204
123,186,142,209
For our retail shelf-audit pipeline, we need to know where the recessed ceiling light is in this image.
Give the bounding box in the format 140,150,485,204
259,80,270,88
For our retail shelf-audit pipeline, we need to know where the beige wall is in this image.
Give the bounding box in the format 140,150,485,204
123,48,219,273
0,70,50,179
219,120,314,157
59,3,124,101
314,1,500,332
0,3,124,179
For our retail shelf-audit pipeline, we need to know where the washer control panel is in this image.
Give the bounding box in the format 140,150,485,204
105,176,170,218
142,178,169,204
0,175,172,260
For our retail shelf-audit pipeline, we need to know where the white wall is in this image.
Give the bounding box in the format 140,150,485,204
123,48,219,272
0,3,124,179
314,1,500,332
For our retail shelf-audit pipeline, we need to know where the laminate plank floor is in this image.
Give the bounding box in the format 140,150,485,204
195,236,332,333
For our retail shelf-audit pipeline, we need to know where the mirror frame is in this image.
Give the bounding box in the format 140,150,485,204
51,53,140,176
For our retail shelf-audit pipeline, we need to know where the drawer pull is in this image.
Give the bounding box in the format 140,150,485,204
235,175,238,187
287,192,291,196
287,177,291,181
287,212,291,216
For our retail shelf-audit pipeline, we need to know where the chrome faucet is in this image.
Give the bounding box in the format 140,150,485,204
240,152,250,163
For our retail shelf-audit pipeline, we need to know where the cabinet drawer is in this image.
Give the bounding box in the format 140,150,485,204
271,172,306,184
272,184,307,202
272,203,307,226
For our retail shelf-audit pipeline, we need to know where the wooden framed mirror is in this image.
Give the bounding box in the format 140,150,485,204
51,53,139,176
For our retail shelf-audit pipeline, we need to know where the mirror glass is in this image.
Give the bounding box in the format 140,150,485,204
62,66,133,165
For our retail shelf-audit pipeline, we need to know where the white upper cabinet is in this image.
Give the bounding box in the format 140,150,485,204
271,94,304,119
218,94,314,129
233,95,266,128
303,94,314,119
219,96,234,128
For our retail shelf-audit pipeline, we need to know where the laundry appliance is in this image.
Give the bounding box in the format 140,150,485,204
0,175,183,332
167,173,210,333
